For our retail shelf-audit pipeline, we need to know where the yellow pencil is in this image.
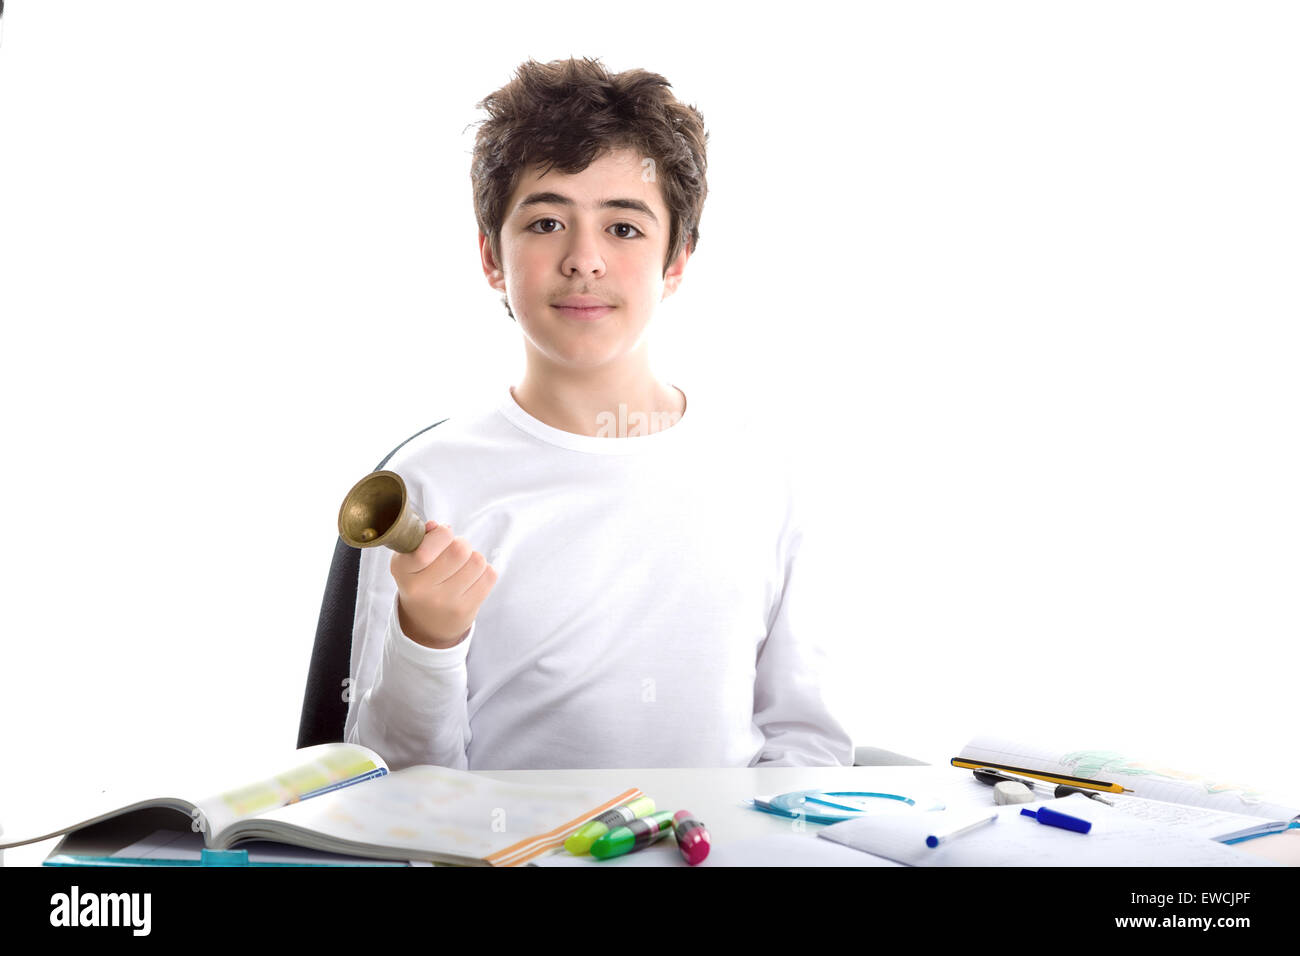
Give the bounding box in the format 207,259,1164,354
950,758,1133,794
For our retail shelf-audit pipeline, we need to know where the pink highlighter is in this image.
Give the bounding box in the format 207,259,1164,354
672,810,711,865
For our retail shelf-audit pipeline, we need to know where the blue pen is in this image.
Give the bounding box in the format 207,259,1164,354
925,812,998,848
1020,806,1093,834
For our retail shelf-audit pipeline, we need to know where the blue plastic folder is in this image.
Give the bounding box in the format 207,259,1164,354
44,821,413,867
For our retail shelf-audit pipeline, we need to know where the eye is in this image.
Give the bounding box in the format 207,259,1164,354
526,218,644,239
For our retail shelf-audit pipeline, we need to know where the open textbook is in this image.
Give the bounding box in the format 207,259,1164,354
957,734,1300,843
0,743,642,867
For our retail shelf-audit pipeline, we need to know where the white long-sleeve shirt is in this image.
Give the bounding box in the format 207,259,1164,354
344,384,853,770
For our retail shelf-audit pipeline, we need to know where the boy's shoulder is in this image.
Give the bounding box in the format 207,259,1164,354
377,396,513,473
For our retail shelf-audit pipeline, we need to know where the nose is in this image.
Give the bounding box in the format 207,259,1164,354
560,223,606,278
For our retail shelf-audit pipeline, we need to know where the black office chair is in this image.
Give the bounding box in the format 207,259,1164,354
296,419,450,750
295,418,928,768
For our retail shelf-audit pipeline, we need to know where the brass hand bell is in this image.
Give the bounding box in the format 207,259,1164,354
337,470,427,553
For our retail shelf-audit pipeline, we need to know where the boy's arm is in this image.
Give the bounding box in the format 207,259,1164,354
344,534,476,771
751,505,855,768
347,600,476,770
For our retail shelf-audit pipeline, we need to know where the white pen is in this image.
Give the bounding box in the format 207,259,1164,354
925,812,998,848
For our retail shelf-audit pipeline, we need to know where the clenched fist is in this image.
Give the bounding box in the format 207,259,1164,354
390,521,499,649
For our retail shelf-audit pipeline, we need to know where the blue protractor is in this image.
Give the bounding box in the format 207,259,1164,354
764,789,936,825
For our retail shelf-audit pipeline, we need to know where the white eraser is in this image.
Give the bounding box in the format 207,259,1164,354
993,781,1035,805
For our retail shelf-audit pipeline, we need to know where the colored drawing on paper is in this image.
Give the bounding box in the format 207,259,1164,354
1061,750,1162,780
1061,749,1267,805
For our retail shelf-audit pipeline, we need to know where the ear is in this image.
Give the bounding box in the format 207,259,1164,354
480,233,505,291
661,241,691,300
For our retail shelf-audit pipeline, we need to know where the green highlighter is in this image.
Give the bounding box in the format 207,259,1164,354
565,796,657,855
590,810,676,860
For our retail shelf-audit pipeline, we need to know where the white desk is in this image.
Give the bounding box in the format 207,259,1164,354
475,764,1300,867
487,764,934,866
5,764,1297,866
1,764,919,868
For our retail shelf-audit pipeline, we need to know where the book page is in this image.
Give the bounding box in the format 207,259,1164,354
959,734,1300,821
195,743,388,842
222,764,643,866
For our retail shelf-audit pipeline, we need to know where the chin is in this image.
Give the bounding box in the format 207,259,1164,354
526,330,631,367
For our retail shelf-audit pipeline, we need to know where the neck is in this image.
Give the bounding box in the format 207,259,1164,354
512,353,685,438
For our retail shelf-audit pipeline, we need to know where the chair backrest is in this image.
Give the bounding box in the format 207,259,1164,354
296,419,449,749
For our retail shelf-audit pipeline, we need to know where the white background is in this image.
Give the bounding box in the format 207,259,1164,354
1,0,1296,826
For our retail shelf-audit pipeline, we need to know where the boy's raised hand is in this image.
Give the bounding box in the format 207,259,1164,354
390,520,499,649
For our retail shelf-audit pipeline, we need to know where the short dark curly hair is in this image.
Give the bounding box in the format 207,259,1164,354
470,57,709,320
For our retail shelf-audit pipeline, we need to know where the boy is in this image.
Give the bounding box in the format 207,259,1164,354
343,57,853,770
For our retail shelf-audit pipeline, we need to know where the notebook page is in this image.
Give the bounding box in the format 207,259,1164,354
960,734,1300,820
819,793,1277,866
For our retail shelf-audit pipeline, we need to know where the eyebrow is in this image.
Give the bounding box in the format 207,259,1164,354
514,191,659,225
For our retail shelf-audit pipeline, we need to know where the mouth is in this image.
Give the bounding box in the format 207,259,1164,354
552,298,615,321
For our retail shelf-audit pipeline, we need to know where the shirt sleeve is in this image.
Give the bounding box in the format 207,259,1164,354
750,478,856,768
343,533,475,771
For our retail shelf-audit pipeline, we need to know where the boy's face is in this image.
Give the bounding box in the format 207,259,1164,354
481,147,688,376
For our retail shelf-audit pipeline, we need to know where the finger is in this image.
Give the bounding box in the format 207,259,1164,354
390,524,454,576
425,535,475,586
442,548,489,597
460,562,499,606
